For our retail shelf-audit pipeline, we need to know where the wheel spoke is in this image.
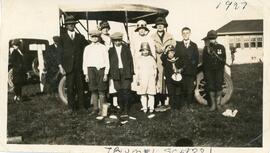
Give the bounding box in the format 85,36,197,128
201,94,206,97
198,89,204,92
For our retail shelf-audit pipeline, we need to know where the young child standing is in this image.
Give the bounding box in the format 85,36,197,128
136,42,157,114
202,30,226,111
98,21,120,109
83,29,110,119
161,45,184,110
108,32,134,117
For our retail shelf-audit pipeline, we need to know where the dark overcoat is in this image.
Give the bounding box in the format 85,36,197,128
108,43,134,80
58,32,89,73
175,41,199,76
10,49,26,84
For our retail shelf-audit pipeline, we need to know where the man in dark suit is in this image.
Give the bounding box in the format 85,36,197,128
58,15,89,112
108,32,134,117
175,27,199,109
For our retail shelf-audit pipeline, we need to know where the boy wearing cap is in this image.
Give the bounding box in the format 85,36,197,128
175,27,199,109
58,15,89,112
202,30,226,111
108,32,134,116
152,17,176,111
9,39,26,102
161,45,184,110
83,30,110,117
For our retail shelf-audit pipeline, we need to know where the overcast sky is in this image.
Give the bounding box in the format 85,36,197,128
0,0,264,48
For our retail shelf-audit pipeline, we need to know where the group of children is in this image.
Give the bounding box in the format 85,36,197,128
82,30,160,119
80,17,226,119
82,18,194,120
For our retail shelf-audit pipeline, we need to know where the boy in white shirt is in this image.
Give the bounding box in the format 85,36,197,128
83,30,110,118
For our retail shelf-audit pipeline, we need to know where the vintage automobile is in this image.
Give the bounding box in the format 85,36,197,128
57,4,233,106
8,38,49,92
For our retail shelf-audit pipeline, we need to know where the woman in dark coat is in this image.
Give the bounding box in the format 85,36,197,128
10,39,27,102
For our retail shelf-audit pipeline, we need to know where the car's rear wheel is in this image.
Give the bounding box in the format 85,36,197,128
32,57,39,76
8,69,14,92
195,71,233,105
58,76,68,105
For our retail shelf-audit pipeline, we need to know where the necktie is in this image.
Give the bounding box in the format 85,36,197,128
70,33,74,40
185,43,188,48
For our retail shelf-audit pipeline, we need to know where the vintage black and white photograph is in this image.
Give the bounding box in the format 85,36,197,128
0,0,268,152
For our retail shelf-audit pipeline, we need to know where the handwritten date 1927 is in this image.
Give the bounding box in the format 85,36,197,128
216,1,247,10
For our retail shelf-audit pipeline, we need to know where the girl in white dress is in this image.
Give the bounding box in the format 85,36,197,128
136,42,157,113
130,20,156,92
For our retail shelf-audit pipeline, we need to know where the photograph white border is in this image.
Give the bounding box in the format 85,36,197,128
1,0,270,153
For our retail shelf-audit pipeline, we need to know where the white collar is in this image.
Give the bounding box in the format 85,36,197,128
17,49,23,55
115,45,122,51
183,39,190,44
167,57,179,62
115,45,122,48
67,30,75,35
91,42,100,45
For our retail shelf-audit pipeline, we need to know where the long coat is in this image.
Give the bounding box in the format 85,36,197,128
10,49,26,85
152,32,176,94
175,41,199,76
44,44,61,78
108,43,134,80
59,32,89,73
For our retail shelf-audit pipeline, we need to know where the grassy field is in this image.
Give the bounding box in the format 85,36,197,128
7,63,263,147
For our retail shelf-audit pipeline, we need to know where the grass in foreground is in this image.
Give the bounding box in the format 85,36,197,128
7,63,263,147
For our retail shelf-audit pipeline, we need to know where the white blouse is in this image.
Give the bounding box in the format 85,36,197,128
83,42,110,75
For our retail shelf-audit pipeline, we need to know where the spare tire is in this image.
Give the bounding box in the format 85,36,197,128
58,76,68,105
32,57,39,76
8,68,14,92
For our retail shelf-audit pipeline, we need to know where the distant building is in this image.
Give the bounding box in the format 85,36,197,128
216,19,263,64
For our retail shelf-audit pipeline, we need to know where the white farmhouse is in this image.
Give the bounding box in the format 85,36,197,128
216,19,263,64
